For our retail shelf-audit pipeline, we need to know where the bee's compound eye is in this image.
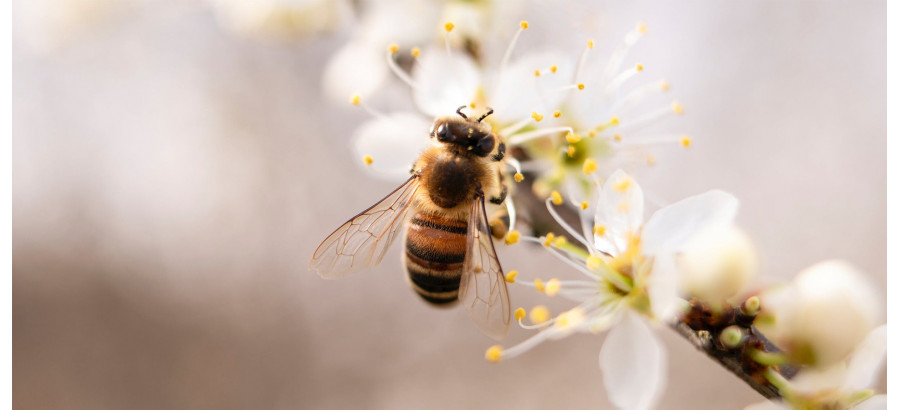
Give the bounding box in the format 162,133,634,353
475,135,496,156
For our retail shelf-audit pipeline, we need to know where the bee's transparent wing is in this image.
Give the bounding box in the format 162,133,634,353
459,194,511,340
309,175,420,278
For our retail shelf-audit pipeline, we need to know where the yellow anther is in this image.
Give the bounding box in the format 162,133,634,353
545,279,561,296
550,190,563,205
566,131,581,143
485,345,503,363
582,158,597,174
617,200,630,213
681,135,692,148
613,134,623,142
514,172,524,182
469,101,476,109
550,65,558,73
410,47,421,58
552,236,567,248
635,63,644,71
613,177,632,193
646,155,657,165
593,225,606,236
543,232,555,247
577,83,585,90
531,111,544,122
609,116,620,125
363,155,373,165
444,22,455,32
350,94,361,106
534,69,541,77
505,270,518,283
555,308,586,329
388,43,399,54
534,278,545,292
505,230,520,245
580,201,589,210
567,145,576,157
637,22,648,34
553,110,561,118
514,307,526,322
672,101,684,114
587,39,595,49
588,130,597,138
586,255,604,270
530,305,550,324
659,80,670,91
520,20,529,30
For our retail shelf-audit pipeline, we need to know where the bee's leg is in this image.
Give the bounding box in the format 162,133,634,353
488,209,510,240
491,142,506,162
489,166,508,205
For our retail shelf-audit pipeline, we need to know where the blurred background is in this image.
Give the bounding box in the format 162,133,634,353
13,0,885,409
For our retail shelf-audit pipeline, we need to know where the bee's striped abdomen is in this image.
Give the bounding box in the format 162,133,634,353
404,212,467,306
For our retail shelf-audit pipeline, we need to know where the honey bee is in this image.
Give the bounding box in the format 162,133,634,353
309,106,511,340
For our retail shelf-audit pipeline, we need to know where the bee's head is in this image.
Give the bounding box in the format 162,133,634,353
429,106,496,157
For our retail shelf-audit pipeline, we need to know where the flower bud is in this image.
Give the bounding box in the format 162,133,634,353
678,224,758,302
766,260,879,368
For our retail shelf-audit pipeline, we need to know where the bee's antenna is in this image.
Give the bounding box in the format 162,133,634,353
456,106,468,119
477,107,494,123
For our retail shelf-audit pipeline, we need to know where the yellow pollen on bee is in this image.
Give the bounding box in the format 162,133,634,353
659,80,670,91
505,270,518,283
444,22,455,32
636,63,644,71
543,232,555,247
566,131,581,143
514,172,524,182
505,230,521,245
531,111,544,122
534,69,541,77
550,65,558,74
552,236,567,248
474,265,483,274
534,278,545,292
582,158,597,174
388,43,399,54
545,279,561,296
593,225,606,236
586,255,604,270
613,177,632,193
514,307,526,322
485,345,503,363
520,20,529,30
613,134,622,142
672,101,684,114
567,145,576,157
410,47,421,58
617,200,630,213
637,22,648,34
580,201,589,210
646,155,657,165
577,83,585,90
530,305,550,324
681,135,692,147
553,110,561,118
587,39,595,49
350,94,361,106
550,190,563,205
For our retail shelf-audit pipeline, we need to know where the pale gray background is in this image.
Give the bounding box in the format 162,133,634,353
13,0,886,409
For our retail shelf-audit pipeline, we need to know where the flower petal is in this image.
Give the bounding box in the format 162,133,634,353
647,253,680,321
641,190,738,256
322,41,388,104
412,47,481,118
351,113,433,181
489,51,573,124
854,394,887,410
593,169,644,254
844,324,887,391
599,311,665,410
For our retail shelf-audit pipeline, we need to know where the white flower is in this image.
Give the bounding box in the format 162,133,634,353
678,224,758,303
745,325,887,410
759,260,880,368
490,170,740,410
